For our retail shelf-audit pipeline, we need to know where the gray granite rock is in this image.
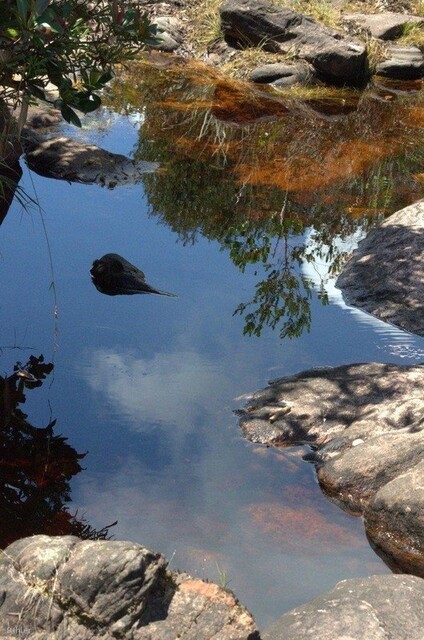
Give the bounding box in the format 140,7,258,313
238,361,424,573
365,460,424,576
0,535,259,640
150,16,184,52
262,575,424,640
220,0,368,86
337,200,424,336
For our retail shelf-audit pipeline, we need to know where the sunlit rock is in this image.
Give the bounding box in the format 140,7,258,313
237,361,424,575
220,0,369,86
376,46,424,80
0,535,259,640
150,16,184,52
263,575,424,640
343,12,424,41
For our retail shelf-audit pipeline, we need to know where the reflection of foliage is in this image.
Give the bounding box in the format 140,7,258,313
0,355,115,547
224,217,329,339
106,61,423,338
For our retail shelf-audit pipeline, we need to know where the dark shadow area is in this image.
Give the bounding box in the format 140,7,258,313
0,355,116,547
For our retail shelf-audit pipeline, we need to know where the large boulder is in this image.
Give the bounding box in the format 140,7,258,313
336,200,424,336
0,535,259,640
219,0,368,86
263,575,424,640
237,362,424,574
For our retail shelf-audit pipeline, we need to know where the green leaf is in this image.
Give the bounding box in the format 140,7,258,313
27,84,46,100
60,103,82,127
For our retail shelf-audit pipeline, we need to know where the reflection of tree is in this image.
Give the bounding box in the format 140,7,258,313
224,217,330,339
105,61,424,339
0,355,114,547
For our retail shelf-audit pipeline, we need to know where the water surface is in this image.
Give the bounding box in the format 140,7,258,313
1,60,423,628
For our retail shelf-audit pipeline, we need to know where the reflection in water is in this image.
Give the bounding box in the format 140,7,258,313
0,355,114,546
106,58,423,339
90,253,177,297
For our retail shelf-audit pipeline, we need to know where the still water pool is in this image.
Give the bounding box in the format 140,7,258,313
1,62,423,628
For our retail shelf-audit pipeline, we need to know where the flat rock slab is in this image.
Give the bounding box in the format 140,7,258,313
238,362,424,574
376,46,424,79
343,12,424,40
263,575,424,640
0,535,259,640
220,0,368,86
23,135,159,188
337,200,424,336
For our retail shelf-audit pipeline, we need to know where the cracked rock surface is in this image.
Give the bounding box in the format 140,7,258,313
262,575,424,640
238,362,424,576
0,535,259,640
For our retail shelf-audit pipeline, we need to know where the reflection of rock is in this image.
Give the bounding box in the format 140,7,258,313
337,200,424,336
263,575,424,640
238,362,424,575
0,535,259,640
220,0,368,86
212,80,289,125
90,253,176,297
23,135,159,187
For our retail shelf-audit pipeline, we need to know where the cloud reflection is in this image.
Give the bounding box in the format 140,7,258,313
85,348,230,430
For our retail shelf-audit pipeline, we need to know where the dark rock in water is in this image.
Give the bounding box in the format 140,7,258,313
343,12,424,41
262,575,424,640
23,135,159,187
91,253,177,297
337,200,424,336
219,0,368,86
376,46,424,80
248,62,314,87
238,361,424,574
0,535,259,639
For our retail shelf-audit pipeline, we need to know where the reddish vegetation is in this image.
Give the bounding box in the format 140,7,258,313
245,502,361,552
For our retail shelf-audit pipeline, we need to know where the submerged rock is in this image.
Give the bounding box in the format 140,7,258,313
0,535,259,640
23,135,159,187
263,575,424,640
238,362,424,575
337,200,424,336
219,0,368,86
